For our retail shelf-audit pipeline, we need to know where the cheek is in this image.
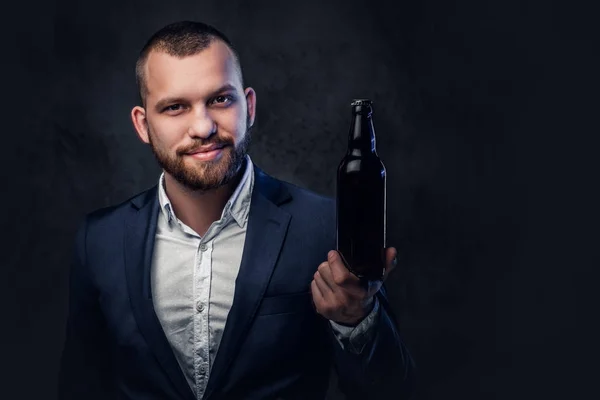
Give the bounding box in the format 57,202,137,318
149,120,184,149
220,107,246,133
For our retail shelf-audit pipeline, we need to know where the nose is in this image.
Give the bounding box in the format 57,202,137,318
187,106,216,139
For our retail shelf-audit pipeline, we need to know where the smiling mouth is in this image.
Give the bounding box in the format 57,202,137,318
185,145,227,161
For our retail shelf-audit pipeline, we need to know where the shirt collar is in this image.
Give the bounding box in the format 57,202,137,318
157,154,254,230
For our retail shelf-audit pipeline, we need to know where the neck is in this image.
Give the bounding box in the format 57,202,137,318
163,166,245,237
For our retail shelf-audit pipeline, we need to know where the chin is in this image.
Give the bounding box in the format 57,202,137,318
183,165,234,189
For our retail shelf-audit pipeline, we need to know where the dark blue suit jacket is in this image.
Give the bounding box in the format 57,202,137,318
58,165,414,400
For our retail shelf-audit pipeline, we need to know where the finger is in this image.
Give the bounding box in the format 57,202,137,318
316,261,336,292
313,270,335,300
310,279,324,309
327,250,360,286
326,251,371,300
383,247,398,281
317,259,341,293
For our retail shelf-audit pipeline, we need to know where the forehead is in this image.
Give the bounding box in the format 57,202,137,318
144,40,242,100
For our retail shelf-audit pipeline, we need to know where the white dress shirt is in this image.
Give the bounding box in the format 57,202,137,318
150,155,380,399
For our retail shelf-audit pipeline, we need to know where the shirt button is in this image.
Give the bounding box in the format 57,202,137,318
200,243,208,252
196,302,204,312
200,366,206,374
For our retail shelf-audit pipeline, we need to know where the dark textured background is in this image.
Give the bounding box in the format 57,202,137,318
3,0,599,399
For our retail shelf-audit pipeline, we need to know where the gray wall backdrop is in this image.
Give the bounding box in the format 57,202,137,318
3,0,599,399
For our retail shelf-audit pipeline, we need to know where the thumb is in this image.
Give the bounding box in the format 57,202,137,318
383,247,398,281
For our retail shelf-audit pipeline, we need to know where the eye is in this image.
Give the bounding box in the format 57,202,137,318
164,104,183,112
211,94,234,106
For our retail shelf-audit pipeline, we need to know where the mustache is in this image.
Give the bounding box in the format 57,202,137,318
178,138,234,155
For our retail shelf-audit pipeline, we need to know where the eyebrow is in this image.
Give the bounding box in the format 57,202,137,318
154,83,238,112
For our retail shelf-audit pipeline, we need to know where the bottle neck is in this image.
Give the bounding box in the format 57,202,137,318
347,109,377,155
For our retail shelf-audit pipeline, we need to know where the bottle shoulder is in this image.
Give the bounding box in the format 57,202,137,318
339,151,384,163
338,155,386,175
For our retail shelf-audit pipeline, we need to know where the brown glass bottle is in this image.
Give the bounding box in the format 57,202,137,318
336,99,386,281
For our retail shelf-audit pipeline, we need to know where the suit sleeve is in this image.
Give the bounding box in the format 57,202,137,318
330,283,416,400
329,296,379,353
57,217,115,399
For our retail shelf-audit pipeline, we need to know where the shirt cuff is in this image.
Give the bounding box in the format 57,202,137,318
329,297,380,354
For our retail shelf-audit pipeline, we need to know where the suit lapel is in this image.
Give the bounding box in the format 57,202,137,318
202,166,292,400
124,187,196,400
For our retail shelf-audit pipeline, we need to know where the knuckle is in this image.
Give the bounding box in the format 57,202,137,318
333,274,347,286
318,262,328,273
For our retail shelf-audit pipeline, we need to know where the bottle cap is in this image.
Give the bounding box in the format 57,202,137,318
351,99,373,107
351,99,373,116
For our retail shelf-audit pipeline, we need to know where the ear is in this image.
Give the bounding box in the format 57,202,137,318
244,87,257,128
131,106,150,144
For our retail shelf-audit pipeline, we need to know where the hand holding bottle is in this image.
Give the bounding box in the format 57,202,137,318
310,247,398,326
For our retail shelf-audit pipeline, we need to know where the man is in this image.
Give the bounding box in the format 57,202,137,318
58,21,414,400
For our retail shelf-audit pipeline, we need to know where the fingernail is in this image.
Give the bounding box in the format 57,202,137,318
328,251,335,260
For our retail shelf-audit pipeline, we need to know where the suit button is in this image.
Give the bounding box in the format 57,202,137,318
196,302,205,312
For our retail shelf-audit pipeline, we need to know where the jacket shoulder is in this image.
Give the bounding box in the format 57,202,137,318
276,179,336,239
280,179,334,209
83,185,157,228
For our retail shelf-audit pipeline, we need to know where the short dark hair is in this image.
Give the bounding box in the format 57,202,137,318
135,21,243,107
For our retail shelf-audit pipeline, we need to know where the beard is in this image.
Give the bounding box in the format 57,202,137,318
147,116,253,192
